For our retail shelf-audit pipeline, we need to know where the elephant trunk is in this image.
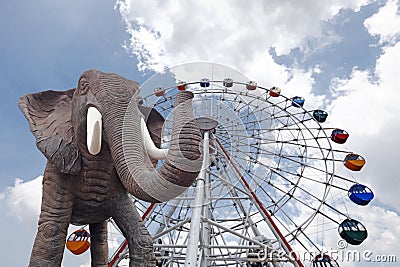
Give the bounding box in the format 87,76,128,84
106,91,203,202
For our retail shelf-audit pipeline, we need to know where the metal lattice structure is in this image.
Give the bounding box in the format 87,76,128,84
104,63,372,267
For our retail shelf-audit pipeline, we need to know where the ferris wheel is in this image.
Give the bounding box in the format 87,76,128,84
67,63,374,267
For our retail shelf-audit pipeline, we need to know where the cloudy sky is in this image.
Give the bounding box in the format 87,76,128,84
1,0,399,266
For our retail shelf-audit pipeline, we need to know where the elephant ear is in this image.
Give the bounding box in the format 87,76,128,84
138,105,164,148
19,89,81,174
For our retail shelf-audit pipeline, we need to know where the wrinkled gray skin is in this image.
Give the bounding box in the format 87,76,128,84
19,70,203,267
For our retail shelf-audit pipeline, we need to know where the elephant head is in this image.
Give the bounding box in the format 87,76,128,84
19,69,203,202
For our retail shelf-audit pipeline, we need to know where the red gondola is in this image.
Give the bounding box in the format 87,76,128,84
269,86,281,97
331,129,349,144
177,81,186,90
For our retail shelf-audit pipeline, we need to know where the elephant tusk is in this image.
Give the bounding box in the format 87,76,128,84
141,117,168,160
87,107,102,155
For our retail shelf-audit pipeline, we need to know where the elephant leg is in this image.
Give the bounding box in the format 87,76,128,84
111,194,156,267
89,221,108,267
29,164,74,267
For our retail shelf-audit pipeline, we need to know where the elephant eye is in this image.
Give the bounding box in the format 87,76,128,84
78,78,89,95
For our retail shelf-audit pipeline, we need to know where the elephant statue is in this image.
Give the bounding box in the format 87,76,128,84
19,69,203,267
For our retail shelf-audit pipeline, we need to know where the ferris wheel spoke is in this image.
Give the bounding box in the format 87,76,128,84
268,178,343,225
288,226,324,253
226,152,334,224
217,139,323,237
267,180,340,226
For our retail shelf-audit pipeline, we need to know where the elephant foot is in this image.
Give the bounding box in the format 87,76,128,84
29,259,61,267
130,247,156,267
129,231,156,267
110,194,157,266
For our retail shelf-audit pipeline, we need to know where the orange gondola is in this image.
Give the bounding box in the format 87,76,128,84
344,153,366,171
66,229,90,255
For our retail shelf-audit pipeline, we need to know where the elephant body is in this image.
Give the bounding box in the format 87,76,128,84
19,70,203,267
69,142,122,224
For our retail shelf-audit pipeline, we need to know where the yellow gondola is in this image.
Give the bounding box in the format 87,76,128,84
344,153,366,171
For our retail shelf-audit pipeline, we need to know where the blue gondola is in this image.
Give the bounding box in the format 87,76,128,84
200,78,210,87
338,218,368,245
348,184,374,206
292,96,305,107
313,110,328,123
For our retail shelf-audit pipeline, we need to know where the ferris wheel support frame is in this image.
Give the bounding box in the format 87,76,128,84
215,138,304,267
185,131,211,267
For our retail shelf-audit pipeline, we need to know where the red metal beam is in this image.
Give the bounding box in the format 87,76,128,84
215,138,305,267
108,202,156,267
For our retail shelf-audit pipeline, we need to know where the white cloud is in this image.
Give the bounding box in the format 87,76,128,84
364,0,400,44
1,176,92,266
116,0,376,118
116,0,371,74
5,176,42,227
348,204,400,266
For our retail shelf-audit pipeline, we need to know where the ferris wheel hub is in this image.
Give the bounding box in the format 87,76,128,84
195,116,218,131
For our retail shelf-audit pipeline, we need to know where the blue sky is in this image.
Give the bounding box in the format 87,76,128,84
1,0,400,266
0,0,143,187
